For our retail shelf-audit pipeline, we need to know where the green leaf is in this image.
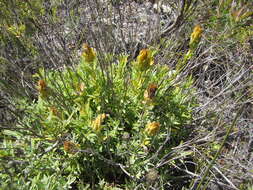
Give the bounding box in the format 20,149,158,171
2,130,21,138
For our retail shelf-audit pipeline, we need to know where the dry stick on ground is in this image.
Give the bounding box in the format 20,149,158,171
191,105,244,190
190,148,240,190
195,68,252,113
212,165,239,190
170,162,238,190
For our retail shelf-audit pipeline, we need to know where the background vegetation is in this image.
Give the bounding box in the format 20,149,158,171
0,0,252,189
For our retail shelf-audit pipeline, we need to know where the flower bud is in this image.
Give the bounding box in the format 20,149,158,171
82,43,96,62
144,84,158,101
136,49,154,71
63,141,79,154
76,82,85,95
145,122,161,136
49,106,61,118
189,25,203,48
91,113,107,132
37,79,48,98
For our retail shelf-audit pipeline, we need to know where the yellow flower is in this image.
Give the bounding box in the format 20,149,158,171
37,79,54,99
91,113,107,132
76,82,85,95
82,43,96,62
38,79,46,91
145,122,161,136
136,49,154,71
49,106,61,118
142,139,150,146
37,79,49,98
144,84,158,101
63,141,79,154
189,25,203,47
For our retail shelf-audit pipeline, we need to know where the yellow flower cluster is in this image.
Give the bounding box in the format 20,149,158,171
63,141,79,154
145,122,161,136
82,43,96,62
37,79,48,98
76,82,85,95
189,25,203,48
91,113,107,132
144,84,158,103
136,49,154,71
49,106,61,118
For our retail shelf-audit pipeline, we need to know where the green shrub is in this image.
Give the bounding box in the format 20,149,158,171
1,45,196,189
